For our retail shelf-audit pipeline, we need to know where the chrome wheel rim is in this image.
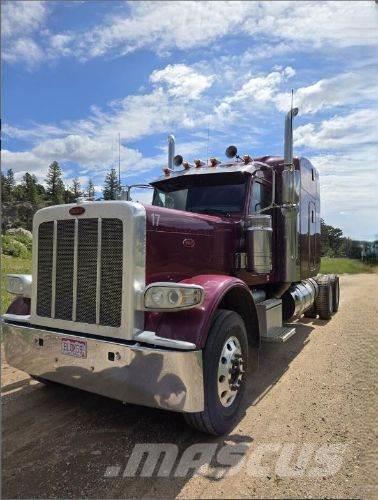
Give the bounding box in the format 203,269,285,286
217,336,244,407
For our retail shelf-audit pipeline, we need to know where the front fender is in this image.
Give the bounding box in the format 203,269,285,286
144,275,255,349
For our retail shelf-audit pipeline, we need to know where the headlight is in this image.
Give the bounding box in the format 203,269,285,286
144,283,204,311
6,274,32,297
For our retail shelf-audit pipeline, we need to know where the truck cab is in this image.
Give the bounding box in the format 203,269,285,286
2,109,339,435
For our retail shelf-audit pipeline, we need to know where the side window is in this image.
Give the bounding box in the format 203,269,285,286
249,180,270,213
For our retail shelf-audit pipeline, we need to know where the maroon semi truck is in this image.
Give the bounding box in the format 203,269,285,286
3,109,339,435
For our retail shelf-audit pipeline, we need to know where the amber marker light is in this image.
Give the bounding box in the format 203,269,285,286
194,159,205,168
209,157,220,167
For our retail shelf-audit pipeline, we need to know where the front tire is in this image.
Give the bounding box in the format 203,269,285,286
184,309,248,435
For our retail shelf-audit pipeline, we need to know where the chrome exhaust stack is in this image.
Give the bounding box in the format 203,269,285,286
167,134,175,170
281,108,300,283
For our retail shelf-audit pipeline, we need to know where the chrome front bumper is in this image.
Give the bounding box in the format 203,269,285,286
2,322,204,413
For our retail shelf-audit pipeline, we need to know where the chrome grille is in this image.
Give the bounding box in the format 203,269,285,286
55,220,75,320
36,221,54,317
76,219,98,324
36,217,123,327
100,219,123,326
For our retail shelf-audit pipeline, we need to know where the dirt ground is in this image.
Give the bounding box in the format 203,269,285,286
2,274,377,499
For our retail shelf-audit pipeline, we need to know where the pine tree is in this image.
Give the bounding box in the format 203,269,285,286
103,168,120,200
87,179,95,199
71,177,83,199
45,161,65,204
2,169,16,202
22,173,40,205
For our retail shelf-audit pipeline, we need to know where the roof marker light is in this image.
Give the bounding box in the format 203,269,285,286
243,154,252,164
194,159,206,168
209,157,220,167
163,168,172,176
183,161,191,170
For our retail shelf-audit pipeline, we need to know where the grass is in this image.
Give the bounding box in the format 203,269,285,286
1,254,376,314
320,257,377,275
1,254,32,314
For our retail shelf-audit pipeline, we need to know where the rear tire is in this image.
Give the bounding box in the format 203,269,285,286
315,276,333,320
330,274,340,313
303,306,317,318
184,309,248,435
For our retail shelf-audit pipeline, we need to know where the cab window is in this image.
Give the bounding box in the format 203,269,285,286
249,180,271,213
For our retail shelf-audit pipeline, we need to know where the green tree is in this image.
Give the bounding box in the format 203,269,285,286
87,179,95,199
21,173,41,205
103,168,120,200
71,177,83,199
321,219,344,257
2,169,16,202
45,161,65,204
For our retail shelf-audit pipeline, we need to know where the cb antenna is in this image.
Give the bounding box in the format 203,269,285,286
118,132,121,187
206,118,210,164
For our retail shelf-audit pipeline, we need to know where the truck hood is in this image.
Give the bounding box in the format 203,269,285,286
142,204,241,283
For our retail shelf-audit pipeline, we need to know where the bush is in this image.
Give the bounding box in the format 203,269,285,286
5,228,32,251
1,235,30,259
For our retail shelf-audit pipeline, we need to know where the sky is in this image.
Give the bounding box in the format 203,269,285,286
2,0,378,241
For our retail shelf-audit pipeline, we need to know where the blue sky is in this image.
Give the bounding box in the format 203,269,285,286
2,0,378,240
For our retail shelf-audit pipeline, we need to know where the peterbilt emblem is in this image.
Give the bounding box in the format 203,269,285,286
183,238,195,248
69,206,85,216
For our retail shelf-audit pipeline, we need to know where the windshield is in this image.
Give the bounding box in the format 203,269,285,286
152,173,247,215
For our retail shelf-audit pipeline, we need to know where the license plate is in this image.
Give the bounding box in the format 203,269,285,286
61,338,87,358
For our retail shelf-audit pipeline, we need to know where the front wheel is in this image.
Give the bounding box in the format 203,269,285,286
184,309,248,435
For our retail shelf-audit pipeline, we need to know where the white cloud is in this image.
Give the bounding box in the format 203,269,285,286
242,1,378,49
3,1,377,66
2,135,143,181
294,109,376,149
53,1,378,62
2,1,47,38
2,37,44,66
215,66,295,118
2,1,47,66
310,149,378,240
150,64,214,100
276,71,378,114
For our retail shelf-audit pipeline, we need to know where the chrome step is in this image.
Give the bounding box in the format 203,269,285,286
261,326,296,343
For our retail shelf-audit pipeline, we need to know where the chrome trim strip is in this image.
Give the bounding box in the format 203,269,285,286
134,331,197,350
1,314,31,323
3,322,204,413
51,220,58,318
72,218,79,321
95,218,102,324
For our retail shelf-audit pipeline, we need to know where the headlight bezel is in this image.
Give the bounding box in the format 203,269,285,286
6,274,32,297
143,282,204,311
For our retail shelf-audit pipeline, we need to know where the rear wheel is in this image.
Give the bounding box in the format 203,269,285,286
303,305,317,318
315,276,333,320
184,309,248,435
330,274,340,313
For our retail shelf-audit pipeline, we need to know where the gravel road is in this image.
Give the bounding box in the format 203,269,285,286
2,274,377,499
